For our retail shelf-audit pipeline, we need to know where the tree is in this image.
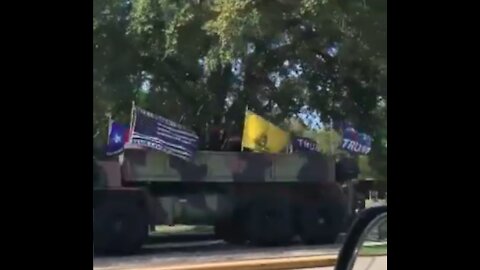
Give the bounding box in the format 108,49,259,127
93,0,387,177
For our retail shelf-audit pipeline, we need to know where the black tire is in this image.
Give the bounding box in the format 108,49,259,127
378,219,387,240
298,201,347,245
214,213,246,245
245,198,294,246
94,200,148,255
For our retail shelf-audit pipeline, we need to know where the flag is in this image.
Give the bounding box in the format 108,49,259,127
241,110,290,153
106,121,130,156
341,126,372,155
291,136,319,153
130,106,199,160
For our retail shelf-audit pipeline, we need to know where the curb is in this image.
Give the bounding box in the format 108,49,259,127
118,255,338,270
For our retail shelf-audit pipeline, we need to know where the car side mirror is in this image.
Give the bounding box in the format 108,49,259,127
335,206,387,270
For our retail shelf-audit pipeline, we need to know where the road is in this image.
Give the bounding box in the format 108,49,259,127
92,231,386,270
94,239,341,270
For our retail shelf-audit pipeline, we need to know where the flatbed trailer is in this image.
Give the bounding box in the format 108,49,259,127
93,145,359,254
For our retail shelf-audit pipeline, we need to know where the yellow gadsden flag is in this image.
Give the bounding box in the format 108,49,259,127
241,111,290,153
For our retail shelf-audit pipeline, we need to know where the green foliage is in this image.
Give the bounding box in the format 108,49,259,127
358,155,380,180
93,0,386,178
203,0,262,70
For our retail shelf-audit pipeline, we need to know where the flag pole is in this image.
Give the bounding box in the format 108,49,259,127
106,112,113,145
128,101,136,143
329,119,334,156
241,105,249,152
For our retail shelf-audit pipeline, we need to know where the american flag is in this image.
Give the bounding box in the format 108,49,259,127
130,107,199,160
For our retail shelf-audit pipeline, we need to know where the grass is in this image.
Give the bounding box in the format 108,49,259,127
358,243,387,256
152,225,213,236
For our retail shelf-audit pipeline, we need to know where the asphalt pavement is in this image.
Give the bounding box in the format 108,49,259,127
94,240,340,270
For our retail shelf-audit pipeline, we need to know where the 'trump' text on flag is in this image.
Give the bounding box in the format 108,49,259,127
341,126,372,155
291,136,319,153
129,106,199,160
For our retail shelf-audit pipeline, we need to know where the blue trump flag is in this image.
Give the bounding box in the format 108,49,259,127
106,121,130,156
341,125,372,155
130,106,199,161
291,136,319,153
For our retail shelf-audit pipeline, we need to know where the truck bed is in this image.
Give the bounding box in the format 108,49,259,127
123,150,335,183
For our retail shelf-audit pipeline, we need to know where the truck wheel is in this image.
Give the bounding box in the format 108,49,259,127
94,200,148,254
298,202,346,245
245,198,294,246
214,217,245,244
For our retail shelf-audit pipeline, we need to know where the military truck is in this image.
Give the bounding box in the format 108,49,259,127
93,144,359,254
